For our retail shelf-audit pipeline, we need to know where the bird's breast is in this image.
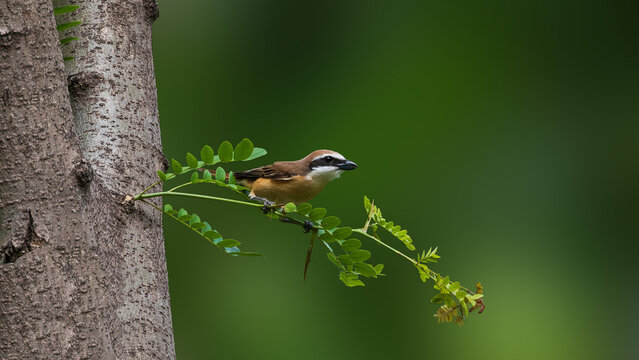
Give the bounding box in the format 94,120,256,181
250,176,327,204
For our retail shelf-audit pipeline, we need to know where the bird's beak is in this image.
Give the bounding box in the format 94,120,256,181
338,160,358,170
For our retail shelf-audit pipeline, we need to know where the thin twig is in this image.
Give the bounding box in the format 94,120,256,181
166,182,193,193
135,191,262,207
139,179,162,195
352,228,418,265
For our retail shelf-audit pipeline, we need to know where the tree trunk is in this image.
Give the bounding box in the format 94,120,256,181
0,0,175,358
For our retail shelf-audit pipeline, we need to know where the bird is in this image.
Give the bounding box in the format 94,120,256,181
234,149,358,206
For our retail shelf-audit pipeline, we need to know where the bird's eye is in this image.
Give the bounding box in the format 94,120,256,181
324,156,333,162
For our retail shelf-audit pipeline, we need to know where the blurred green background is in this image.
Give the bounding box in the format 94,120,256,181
152,1,638,359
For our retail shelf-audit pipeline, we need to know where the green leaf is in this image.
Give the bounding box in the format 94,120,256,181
461,299,469,317
355,263,377,277
448,281,460,293
57,21,82,32
349,250,371,263
339,272,365,287
215,167,225,181
233,138,254,161
321,216,340,230
54,5,79,15
319,231,336,243
163,204,173,212
204,230,222,240
190,222,205,229
327,253,342,268
228,171,235,184
224,247,241,254
186,152,198,168
177,208,187,218
339,271,357,281
470,294,484,300
374,264,384,274
201,145,215,164
340,239,361,252
440,276,450,288
171,159,182,174
337,254,354,265
203,170,212,180
348,279,365,287
63,56,74,61
157,170,167,181
455,290,467,300
443,294,456,308
189,214,201,225
418,267,430,282
332,227,352,240
364,196,372,213
217,239,241,248
283,202,297,213
296,203,312,215
246,147,267,161
430,294,444,303
218,141,233,162
346,279,365,287
60,37,79,45
190,172,198,182
308,208,327,221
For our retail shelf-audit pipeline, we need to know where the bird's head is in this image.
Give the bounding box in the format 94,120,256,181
302,150,358,182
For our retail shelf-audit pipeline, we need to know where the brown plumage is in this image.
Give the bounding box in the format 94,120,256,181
235,150,357,205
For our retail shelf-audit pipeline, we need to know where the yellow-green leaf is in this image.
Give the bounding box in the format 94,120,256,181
218,141,233,162
233,138,254,161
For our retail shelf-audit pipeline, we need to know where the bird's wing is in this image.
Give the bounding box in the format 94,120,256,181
234,162,298,180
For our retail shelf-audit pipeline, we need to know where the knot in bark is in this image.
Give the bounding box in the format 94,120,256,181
145,0,160,22
67,71,104,95
74,158,94,187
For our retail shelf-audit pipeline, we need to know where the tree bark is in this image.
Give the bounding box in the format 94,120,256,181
0,0,175,358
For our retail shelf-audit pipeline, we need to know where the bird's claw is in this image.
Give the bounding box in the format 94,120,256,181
262,199,275,207
262,203,274,214
251,196,275,213
303,220,314,233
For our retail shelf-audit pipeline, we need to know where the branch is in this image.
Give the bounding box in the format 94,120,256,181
131,140,485,325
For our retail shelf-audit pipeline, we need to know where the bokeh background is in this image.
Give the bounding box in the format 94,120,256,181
152,1,638,359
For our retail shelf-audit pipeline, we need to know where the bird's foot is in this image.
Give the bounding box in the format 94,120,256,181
261,203,276,214
250,195,275,214
303,220,314,233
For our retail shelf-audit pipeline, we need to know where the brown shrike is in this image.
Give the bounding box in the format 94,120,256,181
235,150,357,206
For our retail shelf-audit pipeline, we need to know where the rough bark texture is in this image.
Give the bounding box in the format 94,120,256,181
0,0,175,358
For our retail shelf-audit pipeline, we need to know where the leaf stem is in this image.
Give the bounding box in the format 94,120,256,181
135,189,313,232
140,179,162,195
134,191,263,208
320,239,345,271
353,228,440,279
352,228,417,265
166,182,193,193
138,199,220,248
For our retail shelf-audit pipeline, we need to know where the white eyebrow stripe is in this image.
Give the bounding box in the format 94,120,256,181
312,153,345,161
